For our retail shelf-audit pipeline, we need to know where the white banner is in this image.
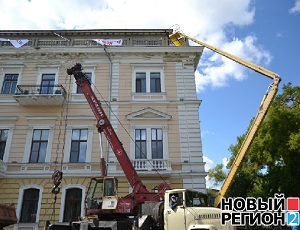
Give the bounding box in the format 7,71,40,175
0,38,29,48
93,39,123,46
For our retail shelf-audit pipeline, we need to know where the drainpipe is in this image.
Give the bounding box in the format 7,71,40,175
103,45,112,175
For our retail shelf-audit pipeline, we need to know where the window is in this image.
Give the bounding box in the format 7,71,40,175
15,184,43,229
63,125,93,164
1,74,18,94
185,191,209,207
150,73,161,92
132,66,165,100
29,129,49,163
134,127,165,160
23,124,54,164
136,73,146,93
59,184,85,223
0,129,8,160
41,74,55,94
135,129,147,159
76,73,92,94
71,69,95,97
151,128,163,159
104,178,116,196
19,188,39,223
70,129,88,163
63,188,82,222
135,72,161,93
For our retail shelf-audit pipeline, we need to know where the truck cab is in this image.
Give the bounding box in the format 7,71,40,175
164,189,233,230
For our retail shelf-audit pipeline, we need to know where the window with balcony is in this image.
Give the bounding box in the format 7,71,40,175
70,129,88,163
41,74,55,94
151,128,163,159
132,126,169,170
0,129,8,160
29,129,49,163
1,74,18,94
63,188,82,222
135,128,163,160
19,188,39,223
135,129,147,159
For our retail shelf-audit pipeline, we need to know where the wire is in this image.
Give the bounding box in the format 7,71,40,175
80,67,168,184
60,74,72,169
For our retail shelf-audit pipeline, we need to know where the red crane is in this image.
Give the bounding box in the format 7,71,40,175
67,63,170,218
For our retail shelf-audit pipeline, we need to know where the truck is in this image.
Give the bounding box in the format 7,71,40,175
48,23,280,229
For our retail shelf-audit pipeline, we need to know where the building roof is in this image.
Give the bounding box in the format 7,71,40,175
0,29,172,38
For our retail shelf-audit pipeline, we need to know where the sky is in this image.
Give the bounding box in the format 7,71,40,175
0,0,299,188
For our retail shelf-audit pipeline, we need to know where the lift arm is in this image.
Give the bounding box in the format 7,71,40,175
169,25,281,207
67,63,148,195
169,25,277,80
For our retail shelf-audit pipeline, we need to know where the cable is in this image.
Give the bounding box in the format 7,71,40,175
80,67,168,184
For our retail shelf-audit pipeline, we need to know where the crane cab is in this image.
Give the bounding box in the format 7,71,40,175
85,177,118,215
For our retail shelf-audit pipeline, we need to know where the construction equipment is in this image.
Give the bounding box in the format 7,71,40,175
169,24,281,207
0,203,18,230
45,63,235,230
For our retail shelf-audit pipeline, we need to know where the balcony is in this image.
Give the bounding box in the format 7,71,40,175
13,85,66,106
132,159,171,171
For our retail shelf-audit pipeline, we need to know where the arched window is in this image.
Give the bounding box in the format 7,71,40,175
19,188,39,223
63,188,82,222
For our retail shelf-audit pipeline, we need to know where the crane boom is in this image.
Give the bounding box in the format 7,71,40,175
169,25,281,207
67,63,148,194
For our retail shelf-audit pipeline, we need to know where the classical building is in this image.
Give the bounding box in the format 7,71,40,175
0,29,205,229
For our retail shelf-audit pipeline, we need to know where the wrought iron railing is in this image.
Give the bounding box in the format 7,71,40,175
14,84,66,96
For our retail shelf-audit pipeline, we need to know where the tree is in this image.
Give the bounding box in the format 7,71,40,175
208,83,300,198
207,164,226,187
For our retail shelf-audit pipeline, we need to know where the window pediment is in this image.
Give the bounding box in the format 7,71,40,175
126,107,171,120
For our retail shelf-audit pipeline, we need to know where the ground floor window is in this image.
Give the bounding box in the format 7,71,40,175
19,188,39,223
63,188,82,222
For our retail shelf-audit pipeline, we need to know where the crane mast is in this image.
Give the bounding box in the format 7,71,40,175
169,25,281,207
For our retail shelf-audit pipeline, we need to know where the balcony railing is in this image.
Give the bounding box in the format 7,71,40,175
131,159,171,171
13,85,66,106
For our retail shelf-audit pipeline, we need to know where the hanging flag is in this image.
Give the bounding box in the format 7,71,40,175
93,39,123,46
0,38,29,48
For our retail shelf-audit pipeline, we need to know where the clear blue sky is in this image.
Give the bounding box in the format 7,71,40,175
0,0,299,186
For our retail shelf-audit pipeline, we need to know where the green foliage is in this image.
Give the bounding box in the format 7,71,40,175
208,82,300,198
208,164,226,187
